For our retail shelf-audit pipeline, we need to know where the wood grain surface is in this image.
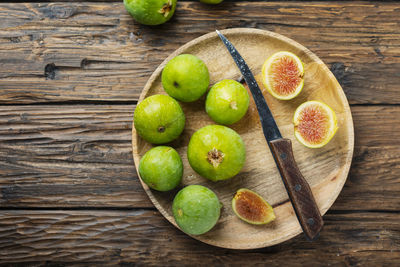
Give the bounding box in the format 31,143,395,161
0,105,399,211
0,210,398,265
0,0,399,264
0,2,399,104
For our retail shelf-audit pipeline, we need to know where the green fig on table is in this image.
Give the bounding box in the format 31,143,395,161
206,79,250,125
124,0,177,25
139,146,183,191
173,185,222,235
200,0,224,4
133,94,185,144
187,125,246,181
162,54,210,102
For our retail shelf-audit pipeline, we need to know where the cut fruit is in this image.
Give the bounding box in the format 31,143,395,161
293,100,338,148
262,51,304,100
232,188,275,225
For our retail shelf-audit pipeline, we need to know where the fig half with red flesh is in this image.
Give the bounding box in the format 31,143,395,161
293,100,338,148
232,188,275,225
262,51,304,100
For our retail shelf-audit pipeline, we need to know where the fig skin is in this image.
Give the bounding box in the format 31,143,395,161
206,79,249,125
232,188,275,225
200,0,224,4
124,0,177,26
187,125,246,181
139,146,183,191
172,185,222,235
134,94,185,144
162,54,210,102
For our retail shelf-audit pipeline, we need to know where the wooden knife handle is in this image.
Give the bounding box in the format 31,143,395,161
270,138,323,240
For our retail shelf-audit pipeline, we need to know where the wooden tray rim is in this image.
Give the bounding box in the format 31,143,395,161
131,28,355,249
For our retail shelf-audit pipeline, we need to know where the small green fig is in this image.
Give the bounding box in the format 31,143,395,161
139,146,183,191
187,125,246,181
134,94,185,144
124,0,177,26
173,185,222,235
200,0,224,4
162,54,210,102
206,79,250,125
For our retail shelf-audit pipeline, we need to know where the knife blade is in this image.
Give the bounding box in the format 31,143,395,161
216,30,323,240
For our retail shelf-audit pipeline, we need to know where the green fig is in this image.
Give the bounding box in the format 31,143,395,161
173,185,222,235
139,146,183,191
162,54,210,102
134,94,185,144
187,125,246,181
124,0,177,26
200,0,224,4
206,79,250,125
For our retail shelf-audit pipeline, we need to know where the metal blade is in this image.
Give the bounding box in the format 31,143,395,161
216,30,282,142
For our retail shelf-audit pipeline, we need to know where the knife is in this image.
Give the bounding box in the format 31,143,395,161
216,30,323,240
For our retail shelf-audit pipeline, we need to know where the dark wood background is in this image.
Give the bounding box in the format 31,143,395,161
0,0,399,265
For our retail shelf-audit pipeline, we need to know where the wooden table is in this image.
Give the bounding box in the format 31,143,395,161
0,1,399,265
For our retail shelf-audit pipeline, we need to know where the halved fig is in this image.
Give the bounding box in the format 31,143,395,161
262,51,304,100
293,100,338,148
232,188,275,225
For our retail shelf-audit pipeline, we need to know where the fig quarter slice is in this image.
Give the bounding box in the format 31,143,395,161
232,188,275,225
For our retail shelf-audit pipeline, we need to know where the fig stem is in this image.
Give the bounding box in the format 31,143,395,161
230,101,238,110
158,0,172,18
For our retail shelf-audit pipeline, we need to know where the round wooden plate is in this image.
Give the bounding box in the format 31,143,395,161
132,28,354,249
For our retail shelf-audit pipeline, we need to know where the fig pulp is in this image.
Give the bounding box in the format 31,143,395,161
139,146,183,191
262,51,304,100
134,94,185,144
232,188,275,225
187,125,246,181
172,185,222,235
293,101,338,148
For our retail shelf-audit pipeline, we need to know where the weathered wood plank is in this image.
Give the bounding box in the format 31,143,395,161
0,105,147,207
0,2,399,104
0,105,399,210
0,209,398,264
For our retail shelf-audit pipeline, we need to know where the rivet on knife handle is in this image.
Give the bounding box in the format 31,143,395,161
270,138,323,240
